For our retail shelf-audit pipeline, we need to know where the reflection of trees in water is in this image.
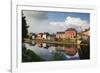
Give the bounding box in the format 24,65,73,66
23,38,90,62
33,40,90,59
54,52,67,60
32,42,78,56
22,13,45,62
78,39,90,59
22,47,45,62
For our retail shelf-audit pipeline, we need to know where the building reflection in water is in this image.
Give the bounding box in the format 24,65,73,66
25,41,89,61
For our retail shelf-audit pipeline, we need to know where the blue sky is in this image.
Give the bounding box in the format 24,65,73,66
47,12,90,23
23,10,90,33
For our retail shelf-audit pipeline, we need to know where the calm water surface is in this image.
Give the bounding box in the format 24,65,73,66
24,41,81,61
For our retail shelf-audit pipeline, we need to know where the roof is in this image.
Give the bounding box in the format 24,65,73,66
37,33,43,35
43,32,50,35
65,28,77,32
32,33,35,35
50,34,56,36
56,32,64,34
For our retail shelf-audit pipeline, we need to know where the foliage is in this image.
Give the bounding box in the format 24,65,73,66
22,48,45,62
22,12,29,42
78,39,90,59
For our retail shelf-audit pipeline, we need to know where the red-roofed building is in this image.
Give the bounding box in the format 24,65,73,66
64,28,77,39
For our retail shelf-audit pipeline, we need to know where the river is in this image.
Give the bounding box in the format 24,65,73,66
23,41,82,61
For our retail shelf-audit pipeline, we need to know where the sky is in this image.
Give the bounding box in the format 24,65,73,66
22,10,90,34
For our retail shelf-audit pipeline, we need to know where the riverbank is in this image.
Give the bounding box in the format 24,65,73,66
24,38,88,46
25,38,76,43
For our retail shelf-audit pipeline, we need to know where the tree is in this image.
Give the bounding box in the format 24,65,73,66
22,12,29,42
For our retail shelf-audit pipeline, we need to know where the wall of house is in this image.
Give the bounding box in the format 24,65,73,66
56,34,65,39
64,31,77,39
43,34,47,39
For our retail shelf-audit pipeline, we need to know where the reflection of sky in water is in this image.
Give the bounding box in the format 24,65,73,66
24,43,80,61
24,43,53,60
65,52,80,60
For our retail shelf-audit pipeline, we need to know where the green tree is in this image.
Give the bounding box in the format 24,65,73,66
22,12,29,42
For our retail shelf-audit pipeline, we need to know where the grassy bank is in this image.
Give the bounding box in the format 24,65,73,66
24,38,88,45
33,39,77,45
22,49,45,62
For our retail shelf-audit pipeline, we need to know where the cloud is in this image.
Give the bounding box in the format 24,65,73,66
50,16,90,32
49,22,67,31
65,16,89,26
22,10,48,33
23,10,48,20
22,10,89,33
65,16,89,31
